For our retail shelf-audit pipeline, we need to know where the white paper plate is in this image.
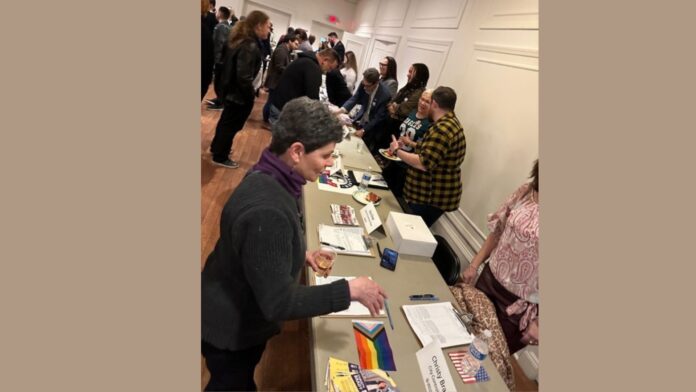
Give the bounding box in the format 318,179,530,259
352,190,382,206
379,148,402,162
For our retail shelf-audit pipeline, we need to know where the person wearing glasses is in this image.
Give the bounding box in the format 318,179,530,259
335,68,392,154
388,86,466,227
378,56,398,98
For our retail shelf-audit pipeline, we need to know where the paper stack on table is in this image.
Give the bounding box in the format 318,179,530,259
402,302,474,348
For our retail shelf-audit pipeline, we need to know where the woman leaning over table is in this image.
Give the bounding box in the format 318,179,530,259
201,97,387,391
461,159,539,354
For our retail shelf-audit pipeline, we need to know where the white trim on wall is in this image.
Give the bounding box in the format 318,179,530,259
473,43,538,58
432,208,486,266
480,11,539,30
410,0,468,29
375,0,410,28
402,37,453,86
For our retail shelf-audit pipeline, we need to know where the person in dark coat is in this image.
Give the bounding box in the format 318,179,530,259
209,10,271,169
202,97,387,391
328,32,345,64
267,48,339,123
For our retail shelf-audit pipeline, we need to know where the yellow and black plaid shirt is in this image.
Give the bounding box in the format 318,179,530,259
403,112,466,211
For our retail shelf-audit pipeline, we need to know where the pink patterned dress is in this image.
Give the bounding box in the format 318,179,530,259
486,183,539,333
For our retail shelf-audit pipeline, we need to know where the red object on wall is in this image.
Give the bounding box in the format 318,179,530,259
328,15,338,23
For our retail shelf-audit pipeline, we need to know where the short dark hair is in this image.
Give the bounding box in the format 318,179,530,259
432,86,457,111
282,32,297,44
317,48,339,63
269,97,343,154
209,0,215,6
218,6,230,19
294,28,308,41
362,68,380,84
328,32,338,38
308,35,316,45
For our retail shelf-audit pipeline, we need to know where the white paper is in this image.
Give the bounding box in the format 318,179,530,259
314,276,386,317
360,203,382,234
402,302,473,348
317,224,371,256
416,341,457,392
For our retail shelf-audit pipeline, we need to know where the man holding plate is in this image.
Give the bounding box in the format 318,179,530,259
388,86,466,227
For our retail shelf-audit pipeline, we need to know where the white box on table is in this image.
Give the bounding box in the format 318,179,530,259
384,212,438,257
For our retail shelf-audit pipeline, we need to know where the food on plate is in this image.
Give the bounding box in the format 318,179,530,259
365,192,381,203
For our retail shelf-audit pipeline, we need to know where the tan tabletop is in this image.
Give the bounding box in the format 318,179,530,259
303,136,508,391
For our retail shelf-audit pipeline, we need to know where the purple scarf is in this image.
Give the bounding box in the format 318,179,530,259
251,149,306,199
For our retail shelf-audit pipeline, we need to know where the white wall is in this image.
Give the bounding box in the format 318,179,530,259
217,0,357,41
351,0,539,263
223,0,538,264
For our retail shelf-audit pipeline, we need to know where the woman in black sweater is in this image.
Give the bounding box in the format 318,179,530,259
202,97,387,391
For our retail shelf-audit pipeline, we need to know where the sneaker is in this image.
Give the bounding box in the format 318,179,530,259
204,98,219,105
206,103,224,110
212,159,239,169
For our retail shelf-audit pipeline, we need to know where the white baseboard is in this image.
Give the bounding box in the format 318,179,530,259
432,209,487,268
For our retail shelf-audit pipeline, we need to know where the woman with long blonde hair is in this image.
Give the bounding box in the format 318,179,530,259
209,10,271,169
340,50,358,92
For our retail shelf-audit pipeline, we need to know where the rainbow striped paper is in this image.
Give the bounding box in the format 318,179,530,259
352,320,396,371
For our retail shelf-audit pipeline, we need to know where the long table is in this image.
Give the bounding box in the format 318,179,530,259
303,135,508,391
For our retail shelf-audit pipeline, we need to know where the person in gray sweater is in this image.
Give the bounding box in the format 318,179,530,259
202,97,387,391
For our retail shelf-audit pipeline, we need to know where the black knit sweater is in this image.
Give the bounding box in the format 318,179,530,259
202,172,351,351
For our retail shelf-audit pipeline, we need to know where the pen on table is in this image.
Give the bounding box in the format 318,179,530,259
409,294,439,301
384,299,394,330
376,242,383,258
320,242,345,250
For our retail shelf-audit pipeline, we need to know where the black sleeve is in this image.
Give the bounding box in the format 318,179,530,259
238,209,351,321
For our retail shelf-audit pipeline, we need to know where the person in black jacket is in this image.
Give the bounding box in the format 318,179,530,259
200,0,215,100
202,97,387,391
328,32,345,64
268,48,339,123
325,68,352,107
210,10,271,169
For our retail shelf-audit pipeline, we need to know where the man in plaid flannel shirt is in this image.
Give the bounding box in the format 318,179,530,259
388,86,466,226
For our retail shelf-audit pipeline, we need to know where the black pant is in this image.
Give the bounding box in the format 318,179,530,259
212,63,224,101
211,100,254,162
202,340,267,391
407,202,445,227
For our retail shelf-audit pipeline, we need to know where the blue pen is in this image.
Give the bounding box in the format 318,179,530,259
384,299,394,330
409,294,439,301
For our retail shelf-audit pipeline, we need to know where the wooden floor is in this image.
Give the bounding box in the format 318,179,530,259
200,88,537,391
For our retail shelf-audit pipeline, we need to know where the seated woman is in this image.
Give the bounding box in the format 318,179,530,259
460,160,540,354
381,89,433,198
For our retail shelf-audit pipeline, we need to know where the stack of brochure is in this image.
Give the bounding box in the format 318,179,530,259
325,357,399,392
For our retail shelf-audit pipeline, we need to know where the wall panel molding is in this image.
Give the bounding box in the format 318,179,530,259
403,37,453,86
411,0,468,29
474,43,538,58
480,11,539,30
476,56,538,72
375,0,410,28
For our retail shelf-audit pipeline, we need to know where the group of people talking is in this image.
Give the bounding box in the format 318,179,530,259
201,9,539,392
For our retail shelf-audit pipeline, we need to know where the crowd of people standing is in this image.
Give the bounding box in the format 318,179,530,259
201,6,539,391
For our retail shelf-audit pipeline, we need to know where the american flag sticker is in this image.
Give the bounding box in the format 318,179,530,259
448,351,491,384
